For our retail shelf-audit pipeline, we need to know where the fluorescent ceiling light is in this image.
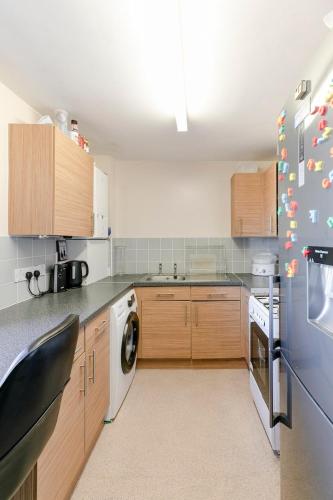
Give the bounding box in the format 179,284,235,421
324,11,333,29
174,0,188,132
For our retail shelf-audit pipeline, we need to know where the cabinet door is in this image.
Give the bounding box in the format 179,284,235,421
37,353,85,500
93,167,108,238
241,288,250,366
54,128,93,237
231,173,264,237
85,315,110,455
192,301,241,359
141,301,191,358
263,164,277,236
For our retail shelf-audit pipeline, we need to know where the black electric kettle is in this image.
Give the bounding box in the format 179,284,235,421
67,260,89,288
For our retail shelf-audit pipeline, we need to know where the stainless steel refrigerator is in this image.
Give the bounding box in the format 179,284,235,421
276,31,333,499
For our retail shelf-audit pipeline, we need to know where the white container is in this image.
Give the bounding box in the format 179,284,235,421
252,252,277,276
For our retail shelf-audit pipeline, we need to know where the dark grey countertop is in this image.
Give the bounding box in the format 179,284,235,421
0,272,277,383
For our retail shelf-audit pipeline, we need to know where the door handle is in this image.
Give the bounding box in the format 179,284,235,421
184,304,188,326
208,293,226,298
95,320,108,337
195,305,199,327
80,362,86,395
88,350,96,384
156,293,175,298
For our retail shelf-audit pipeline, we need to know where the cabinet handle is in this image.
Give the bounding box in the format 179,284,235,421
95,320,108,337
208,293,226,298
88,350,96,384
80,362,86,395
184,304,188,326
269,215,273,234
195,305,199,327
156,293,175,298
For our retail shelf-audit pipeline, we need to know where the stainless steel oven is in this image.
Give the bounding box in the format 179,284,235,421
250,321,269,408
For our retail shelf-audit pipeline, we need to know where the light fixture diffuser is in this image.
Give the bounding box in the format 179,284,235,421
324,11,333,29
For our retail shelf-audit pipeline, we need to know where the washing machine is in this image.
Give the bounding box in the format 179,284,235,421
105,289,139,421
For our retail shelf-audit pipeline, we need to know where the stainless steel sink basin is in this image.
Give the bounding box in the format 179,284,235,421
144,275,186,282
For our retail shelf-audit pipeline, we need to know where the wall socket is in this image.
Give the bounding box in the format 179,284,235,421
14,264,46,283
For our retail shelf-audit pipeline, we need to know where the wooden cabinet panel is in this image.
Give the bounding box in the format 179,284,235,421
136,286,191,301
74,327,85,362
141,300,191,358
54,128,93,237
191,301,241,359
231,173,264,237
241,287,251,366
37,353,85,500
9,125,54,235
8,124,93,237
191,286,240,301
85,310,110,455
263,164,277,237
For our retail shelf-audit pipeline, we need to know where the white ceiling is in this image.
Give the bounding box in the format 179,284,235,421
0,0,332,160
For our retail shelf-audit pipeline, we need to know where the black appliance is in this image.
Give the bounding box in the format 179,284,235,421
67,260,89,288
56,240,68,261
50,263,68,293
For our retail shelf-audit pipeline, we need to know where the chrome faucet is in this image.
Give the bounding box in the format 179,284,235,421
173,263,177,279
159,263,163,275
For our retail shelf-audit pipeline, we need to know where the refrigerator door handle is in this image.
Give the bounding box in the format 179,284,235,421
268,275,292,429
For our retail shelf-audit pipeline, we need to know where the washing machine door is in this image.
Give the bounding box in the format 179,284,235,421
121,311,139,374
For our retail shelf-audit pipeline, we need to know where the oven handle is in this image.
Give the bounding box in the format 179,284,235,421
268,275,291,429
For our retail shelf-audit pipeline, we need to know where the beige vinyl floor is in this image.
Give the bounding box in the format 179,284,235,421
72,369,280,500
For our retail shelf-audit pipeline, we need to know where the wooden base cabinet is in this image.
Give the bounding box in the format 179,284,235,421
36,310,109,500
241,288,251,366
191,301,241,359
85,310,110,455
37,352,85,500
141,300,191,358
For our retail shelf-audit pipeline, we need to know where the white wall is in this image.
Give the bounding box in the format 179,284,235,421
0,81,40,235
102,160,272,238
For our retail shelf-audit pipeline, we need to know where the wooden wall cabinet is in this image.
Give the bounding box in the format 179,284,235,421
9,124,93,237
231,165,277,237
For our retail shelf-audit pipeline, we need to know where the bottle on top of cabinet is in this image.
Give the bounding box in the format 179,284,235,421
70,119,79,145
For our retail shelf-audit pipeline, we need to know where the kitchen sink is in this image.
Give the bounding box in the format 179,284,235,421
144,275,187,282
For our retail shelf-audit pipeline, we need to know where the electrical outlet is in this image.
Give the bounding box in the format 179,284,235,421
14,264,46,283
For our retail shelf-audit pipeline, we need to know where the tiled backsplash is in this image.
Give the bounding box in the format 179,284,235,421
0,236,57,310
112,237,279,275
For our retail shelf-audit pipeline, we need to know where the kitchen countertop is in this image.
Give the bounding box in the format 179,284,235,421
0,272,277,383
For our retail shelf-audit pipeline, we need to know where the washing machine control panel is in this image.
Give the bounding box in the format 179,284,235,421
127,294,136,307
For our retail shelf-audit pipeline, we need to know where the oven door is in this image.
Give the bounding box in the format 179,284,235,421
250,320,269,408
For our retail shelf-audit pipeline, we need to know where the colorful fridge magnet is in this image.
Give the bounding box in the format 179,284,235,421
287,210,295,218
330,147,333,158
277,206,284,216
282,162,289,174
281,193,288,203
285,241,293,250
322,178,331,189
284,203,290,212
319,119,328,131
323,127,333,139
311,106,319,115
278,174,285,182
291,233,298,242
286,264,295,278
286,230,292,238
327,217,333,229
329,170,333,182
290,220,297,229
319,105,328,116
288,187,293,197
290,259,299,274
309,209,318,223
279,134,286,142
315,161,324,171
307,159,315,171
290,200,298,211
302,246,311,258
317,137,327,145
281,147,288,160
289,173,296,181
312,137,318,147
